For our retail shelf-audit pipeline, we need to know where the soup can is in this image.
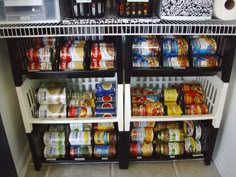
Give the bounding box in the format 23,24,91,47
38,105,67,118
69,131,91,145
132,121,155,128
94,131,116,145
96,95,116,102
95,83,116,96
28,62,52,71
68,107,93,118
185,104,208,115
43,132,65,146
69,123,92,131
44,145,65,159
131,128,153,143
70,145,93,158
94,145,116,158
26,48,51,62
190,37,217,55
93,123,115,130
163,38,188,56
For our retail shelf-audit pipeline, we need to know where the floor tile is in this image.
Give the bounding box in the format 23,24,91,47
111,162,176,177
25,163,50,177
48,163,111,177
174,160,221,177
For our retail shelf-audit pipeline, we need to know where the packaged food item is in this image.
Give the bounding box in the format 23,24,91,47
70,123,92,131
26,48,51,62
162,38,188,56
185,137,202,154
94,145,116,158
34,37,56,47
163,56,189,68
194,123,202,140
95,102,116,110
164,89,178,102
154,122,180,132
185,104,208,115
183,120,195,137
133,56,159,67
93,123,115,130
70,145,93,158
193,56,218,67
44,145,65,159
28,62,52,71
132,102,164,116
132,37,160,56
190,37,217,55
95,109,116,117
43,132,65,146
131,95,160,103
71,92,94,100
132,121,155,128
155,142,185,156
59,61,84,70
166,103,183,116
69,99,93,107
131,88,160,95
38,105,67,118
183,91,205,104
94,131,116,145
69,131,91,145
60,46,84,62
48,125,66,132
117,2,149,16
91,45,115,61
181,83,202,92
68,107,93,118
131,128,154,143
90,61,114,70
95,83,116,96
37,84,66,105
96,95,116,102
157,129,185,142
130,142,153,157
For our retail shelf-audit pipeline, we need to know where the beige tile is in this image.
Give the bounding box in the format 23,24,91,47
48,163,111,177
174,160,221,177
25,163,50,177
111,162,176,177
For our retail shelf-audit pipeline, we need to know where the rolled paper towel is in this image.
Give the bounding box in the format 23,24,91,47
214,0,236,20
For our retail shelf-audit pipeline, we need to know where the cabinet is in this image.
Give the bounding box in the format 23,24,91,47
0,4,236,171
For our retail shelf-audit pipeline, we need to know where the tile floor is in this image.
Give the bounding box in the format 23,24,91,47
25,160,221,177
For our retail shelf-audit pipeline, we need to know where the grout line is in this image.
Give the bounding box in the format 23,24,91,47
172,161,181,177
45,165,51,177
110,163,113,177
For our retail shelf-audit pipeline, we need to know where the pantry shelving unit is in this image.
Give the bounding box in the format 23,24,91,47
1,17,236,170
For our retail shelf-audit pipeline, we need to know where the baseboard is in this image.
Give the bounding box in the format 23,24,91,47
213,156,231,177
16,144,30,177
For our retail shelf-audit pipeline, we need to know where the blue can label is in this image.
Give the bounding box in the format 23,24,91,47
133,56,159,67
96,95,115,102
94,145,109,157
163,38,188,57
190,37,217,55
96,83,116,97
95,102,116,109
95,113,116,117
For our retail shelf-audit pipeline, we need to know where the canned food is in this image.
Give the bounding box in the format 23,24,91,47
183,120,194,137
95,113,116,117
131,128,153,143
193,56,218,67
95,83,116,97
43,132,65,146
164,89,178,102
163,38,188,56
157,129,185,143
166,104,183,116
163,56,189,68
28,62,52,71
190,37,217,55
91,45,115,61
130,142,153,157
70,145,93,158
181,84,202,92
183,91,205,104
131,95,160,103
90,61,114,70
132,121,155,128
59,61,84,70
71,92,94,100
185,104,208,115
26,48,51,62
155,142,185,156
185,137,202,154
96,95,115,102
48,125,66,132
154,122,180,132
38,105,67,118
131,88,160,95
70,123,92,131
60,46,84,62
95,102,116,110
44,145,65,159
94,145,116,158
133,56,159,68
132,102,164,116
69,131,91,145
68,107,93,118
132,37,160,56
94,131,116,145
93,123,115,130
194,123,202,140
34,37,56,47
69,99,93,107
37,84,66,105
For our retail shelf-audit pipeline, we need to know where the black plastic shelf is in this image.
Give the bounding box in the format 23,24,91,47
24,69,117,79
43,158,119,164
130,67,223,77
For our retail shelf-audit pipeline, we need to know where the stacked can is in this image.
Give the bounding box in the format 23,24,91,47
90,42,115,70
43,125,66,159
162,36,189,68
37,83,67,119
68,91,94,118
95,83,116,117
69,123,93,158
132,36,160,68
180,83,208,115
130,122,155,157
131,87,164,116
60,40,85,70
27,37,56,71
189,36,218,67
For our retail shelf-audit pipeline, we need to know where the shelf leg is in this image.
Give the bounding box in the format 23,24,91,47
118,131,130,169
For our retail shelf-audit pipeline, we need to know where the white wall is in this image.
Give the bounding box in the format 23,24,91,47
0,39,29,177
213,51,236,177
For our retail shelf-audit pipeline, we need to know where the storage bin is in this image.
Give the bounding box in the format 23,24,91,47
71,0,106,18
116,0,153,17
0,0,67,24
157,0,214,20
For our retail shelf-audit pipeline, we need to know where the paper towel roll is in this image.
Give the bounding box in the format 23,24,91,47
214,0,236,20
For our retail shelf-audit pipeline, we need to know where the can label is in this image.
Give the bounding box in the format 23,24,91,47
168,143,181,156
44,145,65,158
94,145,109,157
169,129,181,142
163,56,189,68
96,95,115,102
71,92,93,100
132,121,155,128
60,61,84,70
154,122,180,132
193,56,218,67
130,142,142,157
95,113,116,117
195,140,202,153
34,37,56,47
69,123,92,131
131,128,153,143
95,83,116,96
183,91,204,104
166,104,182,116
27,48,51,62
38,105,67,118
182,84,202,92
132,103,164,116
43,132,65,146
131,88,160,95
185,104,208,115
90,61,114,69
69,99,93,107
190,37,217,55
28,62,52,71
70,145,92,158
163,38,188,56
131,95,160,103
142,143,153,157
69,131,91,145
60,47,71,62
91,45,115,61
183,120,194,137
48,125,65,132
93,123,115,130
133,56,159,68
164,89,178,102
95,102,116,109
195,124,202,140
94,131,110,145
68,107,93,118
